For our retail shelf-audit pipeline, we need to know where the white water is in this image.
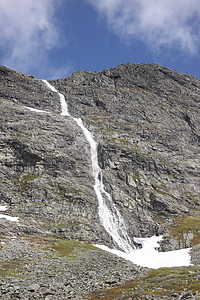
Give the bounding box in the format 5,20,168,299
42,80,133,253
42,80,69,116
74,118,133,253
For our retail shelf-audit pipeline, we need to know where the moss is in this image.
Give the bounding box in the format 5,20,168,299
88,113,164,132
151,211,166,224
133,170,139,181
14,173,40,190
0,259,27,279
51,240,98,259
51,240,78,257
23,235,99,260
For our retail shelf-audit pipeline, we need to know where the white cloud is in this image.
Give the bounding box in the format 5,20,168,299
87,0,200,54
0,0,62,76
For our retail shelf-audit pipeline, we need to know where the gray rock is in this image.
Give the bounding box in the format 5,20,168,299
50,63,200,245
27,283,40,292
1,63,199,248
0,238,146,299
190,243,200,264
0,63,200,298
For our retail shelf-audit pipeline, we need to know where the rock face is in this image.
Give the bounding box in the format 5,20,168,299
51,64,200,245
0,63,200,249
1,63,200,298
0,66,106,244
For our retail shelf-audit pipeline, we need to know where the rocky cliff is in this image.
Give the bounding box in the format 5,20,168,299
51,64,200,249
0,63,200,299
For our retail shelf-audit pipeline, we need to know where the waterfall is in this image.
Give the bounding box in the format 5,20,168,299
74,118,133,253
43,80,133,253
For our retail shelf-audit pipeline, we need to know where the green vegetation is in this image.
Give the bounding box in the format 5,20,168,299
24,235,99,260
151,182,178,199
104,136,136,149
19,174,39,186
14,173,40,190
0,259,26,279
51,240,98,259
88,266,200,299
0,236,100,282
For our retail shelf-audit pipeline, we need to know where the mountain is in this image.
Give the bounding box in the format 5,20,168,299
0,63,200,299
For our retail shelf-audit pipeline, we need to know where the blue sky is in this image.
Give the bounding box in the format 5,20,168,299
0,0,200,79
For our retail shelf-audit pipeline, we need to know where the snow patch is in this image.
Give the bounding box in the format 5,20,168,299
0,205,19,222
0,205,7,212
0,214,19,222
24,106,50,113
95,235,192,269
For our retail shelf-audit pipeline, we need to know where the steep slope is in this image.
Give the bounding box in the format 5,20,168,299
0,66,108,244
0,63,200,299
51,63,200,249
0,63,200,249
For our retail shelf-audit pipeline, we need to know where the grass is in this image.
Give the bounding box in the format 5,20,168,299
87,266,200,299
0,259,27,279
19,174,40,186
51,240,98,259
23,235,99,260
0,235,100,282
47,182,93,202
1,234,199,298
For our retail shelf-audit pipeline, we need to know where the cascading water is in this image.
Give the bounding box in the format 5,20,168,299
43,80,133,253
74,118,133,253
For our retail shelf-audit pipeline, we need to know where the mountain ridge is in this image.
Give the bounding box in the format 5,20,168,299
0,63,200,298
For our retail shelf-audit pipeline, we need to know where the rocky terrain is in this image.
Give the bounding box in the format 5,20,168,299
0,63,200,299
51,64,200,246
